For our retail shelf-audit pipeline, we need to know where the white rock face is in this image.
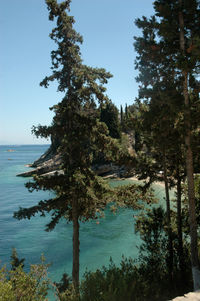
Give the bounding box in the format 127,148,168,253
171,291,200,300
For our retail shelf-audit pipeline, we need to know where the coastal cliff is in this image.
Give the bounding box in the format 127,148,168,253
17,133,134,178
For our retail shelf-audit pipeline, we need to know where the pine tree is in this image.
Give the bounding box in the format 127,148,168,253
120,105,124,126
154,0,200,290
14,0,117,290
100,101,121,139
134,0,200,289
13,0,160,292
134,14,183,283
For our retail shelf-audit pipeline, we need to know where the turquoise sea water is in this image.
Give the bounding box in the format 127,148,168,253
0,144,167,298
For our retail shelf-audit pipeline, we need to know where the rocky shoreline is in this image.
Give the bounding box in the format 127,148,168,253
17,147,126,179
17,132,136,179
17,153,62,177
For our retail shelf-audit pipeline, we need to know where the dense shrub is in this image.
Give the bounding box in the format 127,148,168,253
0,258,50,301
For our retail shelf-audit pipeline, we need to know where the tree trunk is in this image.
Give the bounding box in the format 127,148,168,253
178,1,200,290
67,103,80,291
184,101,200,290
163,154,173,283
176,170,184,277
72,198,80,291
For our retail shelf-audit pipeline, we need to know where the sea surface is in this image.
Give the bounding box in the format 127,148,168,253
0,144,167,297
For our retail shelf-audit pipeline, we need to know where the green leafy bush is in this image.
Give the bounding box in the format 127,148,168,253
0,256,50,301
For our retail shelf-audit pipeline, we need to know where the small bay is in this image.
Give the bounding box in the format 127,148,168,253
0,145,167,293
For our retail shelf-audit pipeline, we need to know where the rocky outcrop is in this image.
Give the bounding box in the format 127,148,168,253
17,155,125,178
31,135,60,167
17,137,61,177
93,163,126,178
17,132,134,178
17,153,62,177
170,291,200,300
126,130,135,156
17,154,61,177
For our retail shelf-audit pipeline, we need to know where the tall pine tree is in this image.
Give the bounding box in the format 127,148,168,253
154,0,200,289
14,0,117,290
134,0,200,289
100,100,121,139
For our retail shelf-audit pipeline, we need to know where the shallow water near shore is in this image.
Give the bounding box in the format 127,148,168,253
0,145,169,299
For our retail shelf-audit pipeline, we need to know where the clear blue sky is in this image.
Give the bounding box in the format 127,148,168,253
0,0,154,144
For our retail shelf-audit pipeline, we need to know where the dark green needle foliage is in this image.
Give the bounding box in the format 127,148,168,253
134,0,200,290
13,0,139,291
13,0,119,290
100,100,121,139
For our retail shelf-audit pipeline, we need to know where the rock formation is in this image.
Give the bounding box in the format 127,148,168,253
17,132,134,178
170,291,200,300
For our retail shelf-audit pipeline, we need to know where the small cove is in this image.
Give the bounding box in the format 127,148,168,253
0,145,172,299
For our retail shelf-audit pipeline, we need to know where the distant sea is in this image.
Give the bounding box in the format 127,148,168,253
0,144,166,295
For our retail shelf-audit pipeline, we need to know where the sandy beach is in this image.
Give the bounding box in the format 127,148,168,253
127,176,165,188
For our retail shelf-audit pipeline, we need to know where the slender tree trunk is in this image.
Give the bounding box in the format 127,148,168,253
72,198,80,291
163,154,173,283
67,104,80,290
184,83,200,290
178,1,200,290
176,169,184,276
